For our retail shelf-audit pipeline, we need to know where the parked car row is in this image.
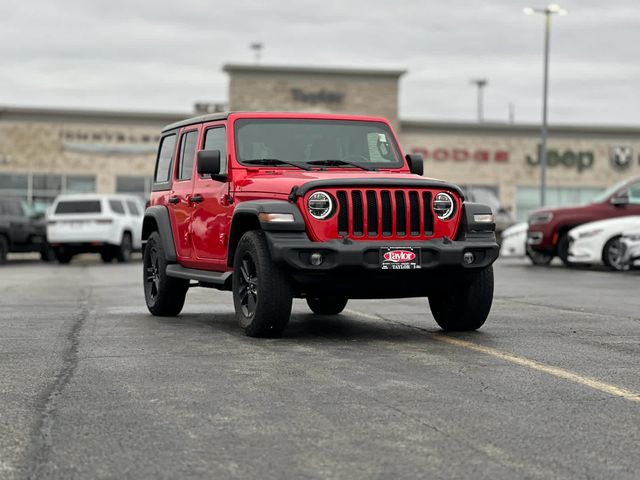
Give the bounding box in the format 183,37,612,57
0,194,144,264
501,175,640,271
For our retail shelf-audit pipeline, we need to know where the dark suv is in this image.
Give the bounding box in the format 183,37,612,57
142,112,499,337
0,198,53,263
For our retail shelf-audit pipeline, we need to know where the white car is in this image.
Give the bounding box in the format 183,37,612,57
47,194,144,264
621,229,640,270
568,216,640,270
499,222,528,257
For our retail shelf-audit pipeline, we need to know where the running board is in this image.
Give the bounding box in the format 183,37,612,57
166,264,231,285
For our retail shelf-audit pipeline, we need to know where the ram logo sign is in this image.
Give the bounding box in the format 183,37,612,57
609,146,633,171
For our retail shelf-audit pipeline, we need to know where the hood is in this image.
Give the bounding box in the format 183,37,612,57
234,169,447,198
502,222,528,236
570,215,640,235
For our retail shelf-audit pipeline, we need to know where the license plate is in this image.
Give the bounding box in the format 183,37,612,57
380,247,421,270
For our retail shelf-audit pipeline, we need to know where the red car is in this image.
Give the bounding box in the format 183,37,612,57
142,112,499,337
526,176,640,265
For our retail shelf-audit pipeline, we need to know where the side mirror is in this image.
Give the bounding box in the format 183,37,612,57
405,154,424,176
197,150,222,178
611,193,629,207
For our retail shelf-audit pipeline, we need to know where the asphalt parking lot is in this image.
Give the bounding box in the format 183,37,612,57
1,257,639,479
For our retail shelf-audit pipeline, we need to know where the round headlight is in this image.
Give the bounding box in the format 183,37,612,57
433,192,455,220
307,191,333,220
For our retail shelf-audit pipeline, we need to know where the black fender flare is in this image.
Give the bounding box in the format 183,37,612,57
227,200,306,266
456,202,497,242
142,206,177,262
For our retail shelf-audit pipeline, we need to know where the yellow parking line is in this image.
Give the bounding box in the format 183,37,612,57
345,309,640,403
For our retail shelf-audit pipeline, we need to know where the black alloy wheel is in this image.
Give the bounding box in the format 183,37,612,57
526,245,553,266
237,253,258,319
145,245,161,304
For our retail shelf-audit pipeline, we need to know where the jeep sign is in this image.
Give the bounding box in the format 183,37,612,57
526,145,594,172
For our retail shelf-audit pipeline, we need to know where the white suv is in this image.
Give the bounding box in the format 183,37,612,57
47,194,144,264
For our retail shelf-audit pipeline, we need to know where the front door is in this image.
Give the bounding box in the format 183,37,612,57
190,124,232,267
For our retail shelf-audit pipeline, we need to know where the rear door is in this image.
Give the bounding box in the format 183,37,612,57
169,126,201,260
189,123,231,267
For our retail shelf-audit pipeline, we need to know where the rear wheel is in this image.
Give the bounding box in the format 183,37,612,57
602,236,624,271
143,232,188,316
428,266,494,331
526,246,553,266
232,230,293,337
116,232,132,263
306,296,348,315
0,235,8,264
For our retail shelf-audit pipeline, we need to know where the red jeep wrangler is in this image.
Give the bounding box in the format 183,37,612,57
142,112,499,337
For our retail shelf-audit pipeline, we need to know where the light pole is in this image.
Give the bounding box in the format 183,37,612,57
471,78,488,122
524,4,567,207
250,42,263,63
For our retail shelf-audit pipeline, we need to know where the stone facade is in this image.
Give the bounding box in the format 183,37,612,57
225,64,404,128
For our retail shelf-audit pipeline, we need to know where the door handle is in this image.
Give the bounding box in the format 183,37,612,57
190,194,204,204
168,196,179,204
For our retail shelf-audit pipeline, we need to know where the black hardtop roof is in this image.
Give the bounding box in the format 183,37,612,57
162,112,230,133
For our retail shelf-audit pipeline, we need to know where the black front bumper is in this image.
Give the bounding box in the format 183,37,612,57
265,232,498,272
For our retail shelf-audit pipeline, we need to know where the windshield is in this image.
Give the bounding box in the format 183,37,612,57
592,178,631,203
235,119,403,168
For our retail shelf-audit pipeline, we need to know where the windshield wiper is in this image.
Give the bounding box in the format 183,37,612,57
305,159,376,171
243,158,311,171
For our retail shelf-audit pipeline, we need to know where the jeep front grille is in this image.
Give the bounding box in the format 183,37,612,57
335,189,434,238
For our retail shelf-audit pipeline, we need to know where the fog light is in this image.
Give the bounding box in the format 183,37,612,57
463,252,475,265
310,253,324,266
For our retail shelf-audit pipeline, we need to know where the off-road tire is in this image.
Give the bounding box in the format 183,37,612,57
232,230,293,337
116,232,132,263
428,266,494,331
602,236,624,271
557,233,573,267
0,235,8,264
55,248,73,264
526,246,553,266
306,296,348,315
143,231,188,316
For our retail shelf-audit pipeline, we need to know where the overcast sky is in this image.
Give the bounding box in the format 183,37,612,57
1,0,639,125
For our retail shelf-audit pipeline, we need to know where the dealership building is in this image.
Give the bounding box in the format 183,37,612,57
1,63,639,221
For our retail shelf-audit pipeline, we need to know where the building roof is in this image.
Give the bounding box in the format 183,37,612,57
0,105,188,126
223,63,407,78
401,119,640,138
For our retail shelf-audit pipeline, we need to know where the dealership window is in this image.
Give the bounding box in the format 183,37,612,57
516,186,603,222
0,173,96,212
116,176,152,199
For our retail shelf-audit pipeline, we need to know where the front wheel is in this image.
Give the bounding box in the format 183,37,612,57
0,235,9,264
232,230,292,337
602,236,624,271
526,246,553,266
143,232,189,316
428,266,494,331
306,296,348,315
55,248,73,264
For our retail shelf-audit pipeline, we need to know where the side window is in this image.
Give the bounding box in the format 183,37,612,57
177,130,199,181
109,200,125,215
154,134,177,183
203,127,228,174
126,200,141,216
627,182,640,204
